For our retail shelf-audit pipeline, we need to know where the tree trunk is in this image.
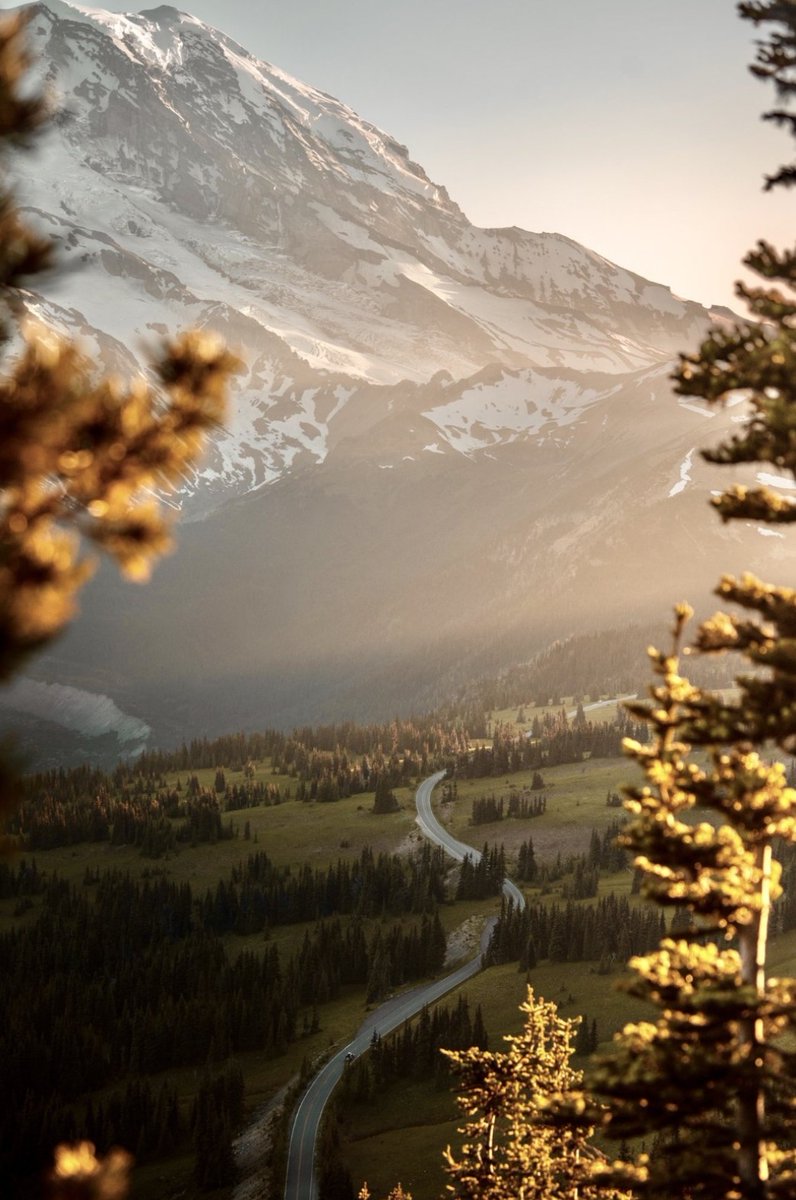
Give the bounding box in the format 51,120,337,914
737,840,772,1199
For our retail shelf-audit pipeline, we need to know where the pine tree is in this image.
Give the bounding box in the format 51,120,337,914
372,774,399,814
443,987,616,1200
586,5,796,1197
586,605,796,1197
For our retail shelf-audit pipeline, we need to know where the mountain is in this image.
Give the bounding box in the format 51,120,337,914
6,0,792,751
18,0,727,513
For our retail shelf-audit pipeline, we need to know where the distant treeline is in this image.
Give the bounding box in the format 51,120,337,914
441,623,743,722
216,841,447,929
487,845,796,970
486,893,667,970
8,709,646,856
8,780,241,853
133,715,470,775
456,712,648,779
9,716,477,853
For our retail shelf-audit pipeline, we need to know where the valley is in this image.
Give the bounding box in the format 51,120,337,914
0,700,661,1197
6,695,796,1198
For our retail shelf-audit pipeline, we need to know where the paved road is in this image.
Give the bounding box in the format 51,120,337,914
284,916,494,1200
415,769,526,911
284,770,525,1200
568,694,636,720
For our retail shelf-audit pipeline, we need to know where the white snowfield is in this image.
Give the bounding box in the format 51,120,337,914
669,448,696,498
0,677,151,746
423,371,608,453
16,0,726,517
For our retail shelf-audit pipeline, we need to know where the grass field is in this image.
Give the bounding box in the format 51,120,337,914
13,739,795,1200
488,695,634,737
440,755,636,864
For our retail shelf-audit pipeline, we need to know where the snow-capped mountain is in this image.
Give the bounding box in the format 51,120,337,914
18,0,727,515
7,1,792,748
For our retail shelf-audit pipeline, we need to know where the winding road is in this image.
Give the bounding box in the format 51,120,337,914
416,769,526,911
284,770,525,1200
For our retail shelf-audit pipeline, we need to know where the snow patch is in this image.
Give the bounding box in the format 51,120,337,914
669,448,696,498
423,372,599,455
678,398,714,418
757,471,796,491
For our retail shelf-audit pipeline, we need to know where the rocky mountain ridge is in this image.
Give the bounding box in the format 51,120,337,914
17,0,731,516
5,0,789,751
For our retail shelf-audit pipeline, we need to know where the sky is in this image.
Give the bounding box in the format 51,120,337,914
8,0,795,311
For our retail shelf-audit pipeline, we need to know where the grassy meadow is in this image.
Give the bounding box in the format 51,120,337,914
3,739,642,1198
442,754,636,864
12,708,789,1200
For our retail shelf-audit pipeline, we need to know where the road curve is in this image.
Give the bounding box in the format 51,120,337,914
568,694,637,721
416,770,526,911
285,770,525,1200
284,918,493,1200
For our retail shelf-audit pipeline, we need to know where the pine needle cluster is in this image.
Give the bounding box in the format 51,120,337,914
0,12,236,1192
444,987,620,1200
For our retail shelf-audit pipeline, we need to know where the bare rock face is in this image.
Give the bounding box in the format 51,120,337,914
10,2,792,746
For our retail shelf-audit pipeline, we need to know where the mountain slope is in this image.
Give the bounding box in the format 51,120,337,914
18,0,728,513
6,1,790,749
44,362,791,739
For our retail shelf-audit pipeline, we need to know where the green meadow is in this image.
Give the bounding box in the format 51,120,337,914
442,755,636,863
10,730,790,1200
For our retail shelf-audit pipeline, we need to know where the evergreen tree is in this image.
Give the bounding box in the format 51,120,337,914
372,774,399,814
587,6,796,1197
443,987,618,1200
193,1072,235,1191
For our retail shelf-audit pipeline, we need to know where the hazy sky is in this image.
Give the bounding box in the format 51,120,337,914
16,0,796,310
